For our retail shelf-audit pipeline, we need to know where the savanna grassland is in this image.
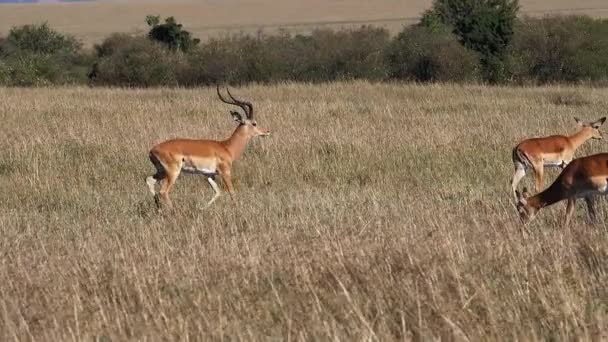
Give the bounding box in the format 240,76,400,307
1,82,607,340
0,0,607,46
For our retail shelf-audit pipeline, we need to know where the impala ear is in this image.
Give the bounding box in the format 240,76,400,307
592,117,607,128
574,117,583,126
230,110,243,123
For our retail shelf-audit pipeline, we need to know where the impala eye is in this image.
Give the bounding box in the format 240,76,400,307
252,122,257,126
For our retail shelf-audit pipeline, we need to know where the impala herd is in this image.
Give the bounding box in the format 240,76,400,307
145,86,607,227
513,117,607,227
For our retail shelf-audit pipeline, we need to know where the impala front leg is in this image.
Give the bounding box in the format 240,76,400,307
204,177,221,208
533,162,544,193
584,196,597,223
221,173,236,200
565,198,576,227
217,163,235,198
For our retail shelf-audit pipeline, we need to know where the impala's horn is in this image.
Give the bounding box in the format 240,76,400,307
216,85,253,119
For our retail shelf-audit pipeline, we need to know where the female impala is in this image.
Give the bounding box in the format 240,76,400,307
511,117,606,200
146,86,270,208
516,152,608,227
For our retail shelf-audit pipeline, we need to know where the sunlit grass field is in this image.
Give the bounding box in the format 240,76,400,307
0,0,607,46
0,82,607,340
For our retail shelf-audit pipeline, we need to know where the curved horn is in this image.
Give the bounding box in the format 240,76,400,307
226,87,253,119
217,85,248,118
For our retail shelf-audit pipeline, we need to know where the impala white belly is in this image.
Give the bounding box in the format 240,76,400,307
543,153,569,168
543,160,566,168
181,156,217,176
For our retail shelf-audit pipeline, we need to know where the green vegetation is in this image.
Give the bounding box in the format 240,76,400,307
0,7,608,86
145,15,200,53
421,0,519,82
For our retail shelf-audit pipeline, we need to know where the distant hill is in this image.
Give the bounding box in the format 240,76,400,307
0,0,94,3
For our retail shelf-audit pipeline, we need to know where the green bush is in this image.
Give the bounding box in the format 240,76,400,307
0,23,87,86
146,15,200,53
423,0,519,82
1,22,80,56
185,26,389,84
90,34,186,87
305,26,389,81
386,25,481,82
506,16,608,83
0,52,90,86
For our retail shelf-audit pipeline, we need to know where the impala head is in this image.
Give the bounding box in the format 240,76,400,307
575,116,606,140
515,187,538,224
217,85,270,137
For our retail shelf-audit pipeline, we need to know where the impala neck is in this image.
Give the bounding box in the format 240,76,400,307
569,127,594,150
222,125,252,160
527,180,567,210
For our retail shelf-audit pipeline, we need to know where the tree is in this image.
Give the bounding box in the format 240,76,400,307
2,22,80,56
421,0,519,82
145,15,200,53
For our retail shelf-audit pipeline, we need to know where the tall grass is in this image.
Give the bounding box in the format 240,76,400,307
0,82,607,340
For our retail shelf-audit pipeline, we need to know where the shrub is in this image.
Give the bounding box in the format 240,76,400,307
145,15,200,53
386,25,481,82
506,16,608,84
186,26,389,85
304,26,389,81
0,23,87,86
423,0,519,82
0,52,89,86
1,22,80,56
90,34,186,87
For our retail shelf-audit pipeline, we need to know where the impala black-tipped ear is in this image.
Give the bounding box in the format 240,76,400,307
574,117,583,126
230,110,243,123
593,117,607,128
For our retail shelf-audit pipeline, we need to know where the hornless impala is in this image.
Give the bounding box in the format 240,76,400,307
516,153,608,227
146,86,270,208
511,117,606,200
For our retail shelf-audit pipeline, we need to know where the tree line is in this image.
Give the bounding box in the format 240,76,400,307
1,0,607,87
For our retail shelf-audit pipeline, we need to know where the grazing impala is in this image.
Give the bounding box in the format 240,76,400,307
516,153,608,227
511,117,606,200
146,86,270,208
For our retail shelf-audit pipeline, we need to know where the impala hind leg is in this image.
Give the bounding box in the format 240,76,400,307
147,153,167,207
204,177,221,208
532,162,544,193
158,167,180,209
511,164,526,201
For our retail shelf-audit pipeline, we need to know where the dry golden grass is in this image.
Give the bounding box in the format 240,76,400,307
1,82,608,340
0,0,607,46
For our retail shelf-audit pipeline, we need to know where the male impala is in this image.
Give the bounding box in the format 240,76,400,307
516,153,608,227
511,117,606,200
146,86,270,208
